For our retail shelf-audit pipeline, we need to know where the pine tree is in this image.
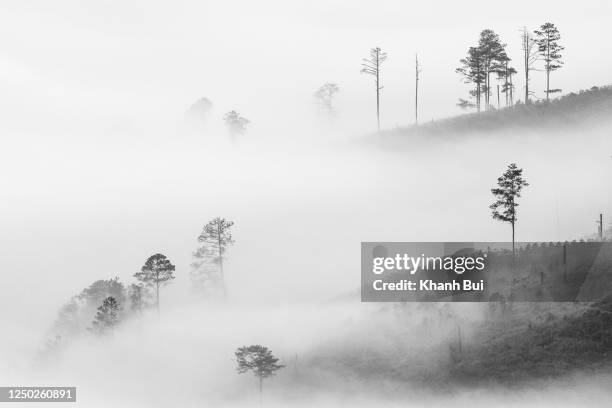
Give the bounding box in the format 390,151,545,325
478,29,507,111
90,296,120,335
457,30,507,112
534,22,564,101
235,345,284,404
128,283,147,313
314,83,339,115
490,163,529,254
498,55,517,107
457,46,485,112
134,254,175,313
192,218,234,297
223,111,249,137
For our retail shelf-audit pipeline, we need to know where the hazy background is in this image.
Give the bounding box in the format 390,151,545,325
1,1,612,406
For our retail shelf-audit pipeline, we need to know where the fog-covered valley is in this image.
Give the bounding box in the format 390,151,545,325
2,1,612,407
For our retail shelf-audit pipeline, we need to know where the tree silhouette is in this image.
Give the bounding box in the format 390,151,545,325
134,254,175,313
478,29,507,111
90,296,120,335
361,47,387,131
235,345,284,404
457,30,507,112
415,54,421,125
223,110,249,138
192,217,234,297
521,27,539,104
498,55,517,107
185,97,213,123
490,163,529,254
534,22,564,101
314,83,339,115
457,46,485,112
128,283,147,313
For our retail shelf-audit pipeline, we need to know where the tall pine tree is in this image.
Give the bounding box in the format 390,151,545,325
534,22,564,101
192,218,235,297
134,254,175,313
490,163,529,254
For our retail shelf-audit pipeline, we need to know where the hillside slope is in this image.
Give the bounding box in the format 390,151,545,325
383,85,612,139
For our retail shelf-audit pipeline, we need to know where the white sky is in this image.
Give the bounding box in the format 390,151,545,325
1,0,611,129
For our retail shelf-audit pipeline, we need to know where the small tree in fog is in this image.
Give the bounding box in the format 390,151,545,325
89,296,120,335
134,253,175,313
128,283,147,313
192,218,234,297
223,110,249,137
78,277,126,309
361,47,387,131
314,83,339,115
235,345,284,403
185,97,213,123
490,163,529,254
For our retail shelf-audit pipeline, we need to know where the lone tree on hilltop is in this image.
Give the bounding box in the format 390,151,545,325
235,345,284,404
90,296,121,335
134,253,175,313
490,163,529,254
361,47,387,131
534,22,564,101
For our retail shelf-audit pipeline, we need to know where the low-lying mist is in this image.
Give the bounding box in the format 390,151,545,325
2,102,612,407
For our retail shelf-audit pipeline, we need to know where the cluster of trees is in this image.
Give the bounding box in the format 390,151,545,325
43,217,286,403
186,23,564,135
186,97,250,137
457,23,564,111
45,217,235,347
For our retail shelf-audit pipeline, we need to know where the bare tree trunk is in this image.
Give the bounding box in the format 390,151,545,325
545,38,550,101
156,281,160,316
376,58,380,131
497,85,500,109
217,224,227,298
259,376,263,407
546,67,550,102
524,66,529,104
523,28,529,104
415,54,419,126
486,71,491,111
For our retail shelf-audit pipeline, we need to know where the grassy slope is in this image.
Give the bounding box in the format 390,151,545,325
452,300,612,385
296,302,612,391
383,85,612,139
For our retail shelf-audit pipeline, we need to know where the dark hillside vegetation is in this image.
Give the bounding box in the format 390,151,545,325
382,85,612,139
452,299,612,385
294,301,612,391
